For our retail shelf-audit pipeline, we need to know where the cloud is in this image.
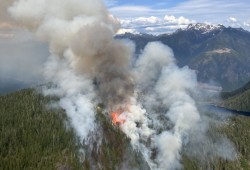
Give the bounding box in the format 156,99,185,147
244,21,250,27
118,15,196,34
116,28,139,35
145,25,187,34
227,17,237,23
119,16,160,27
108,0,250,33
134,16,160,24
164,15,196,25
225,17,242,28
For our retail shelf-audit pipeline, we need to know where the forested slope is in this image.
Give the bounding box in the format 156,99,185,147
0,89,249,169
222,81,250,112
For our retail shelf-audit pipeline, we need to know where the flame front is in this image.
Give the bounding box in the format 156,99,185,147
111,111,126,125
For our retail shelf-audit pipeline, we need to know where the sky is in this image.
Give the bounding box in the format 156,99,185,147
0,0,250,92
105,0,250,34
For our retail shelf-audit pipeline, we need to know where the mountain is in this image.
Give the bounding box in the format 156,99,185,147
0,88,250,169
117,23,250,91
221,80,250,112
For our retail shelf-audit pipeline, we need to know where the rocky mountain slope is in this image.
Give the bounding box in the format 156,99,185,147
117,24,250,91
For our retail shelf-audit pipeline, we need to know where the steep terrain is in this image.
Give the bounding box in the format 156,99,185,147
0,88,250,169
221,81,250,112
0,89,148,169
117,24,250,91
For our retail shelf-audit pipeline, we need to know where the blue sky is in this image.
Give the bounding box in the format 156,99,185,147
105,0,250,34
106,0,185,9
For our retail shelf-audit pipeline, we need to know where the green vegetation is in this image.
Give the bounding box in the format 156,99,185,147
182,115,250,170
190,49,248,91
82,104,149,170
0,89,82,169
222,81,250,112
0,89,148,169
223,90,250,112
220,116,250,169
0,88,250,169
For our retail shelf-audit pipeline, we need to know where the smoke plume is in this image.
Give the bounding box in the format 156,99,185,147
8,0,134,137
8,0,236,169
134,42,236,169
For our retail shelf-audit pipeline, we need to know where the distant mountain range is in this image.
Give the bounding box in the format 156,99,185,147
117,23,250,91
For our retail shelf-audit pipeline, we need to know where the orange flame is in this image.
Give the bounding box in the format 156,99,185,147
111,111,126,125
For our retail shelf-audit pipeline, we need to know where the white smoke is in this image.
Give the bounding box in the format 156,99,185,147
43,53,96,141
135,42,175,90
8,0,121,142
155,132,182,170
134,42,236,169
8,0,236,169
133,42,200,169
154,64,200,170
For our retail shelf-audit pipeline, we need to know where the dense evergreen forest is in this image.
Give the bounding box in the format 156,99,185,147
222,81,250,112
0,89,82,169
0,89,249,169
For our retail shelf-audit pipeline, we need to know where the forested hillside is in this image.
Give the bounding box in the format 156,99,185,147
0,89,249,169
0,89,148,169
0,89,82,169
222,81,250,112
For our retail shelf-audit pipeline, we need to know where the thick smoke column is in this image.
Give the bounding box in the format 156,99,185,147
8,0,135,138
135,42,200,169
8,0,236,169
8,0,134,111
135,42,236,169
42,54,96,141
70,25,135,110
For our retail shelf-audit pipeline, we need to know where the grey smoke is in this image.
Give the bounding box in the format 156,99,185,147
8,0,137,143
135,42,200,169
0,0,15,23
134,42,236,169
70,23,135,110
135,42,175,93
9,0,134,112
8,0,237,169
43,55,96,141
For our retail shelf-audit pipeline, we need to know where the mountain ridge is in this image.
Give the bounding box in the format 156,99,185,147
117,23,250,91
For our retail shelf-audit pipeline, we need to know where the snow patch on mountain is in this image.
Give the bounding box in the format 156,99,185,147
186,23,225,34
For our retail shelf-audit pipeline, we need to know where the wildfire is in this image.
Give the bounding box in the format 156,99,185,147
111,111,126,125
